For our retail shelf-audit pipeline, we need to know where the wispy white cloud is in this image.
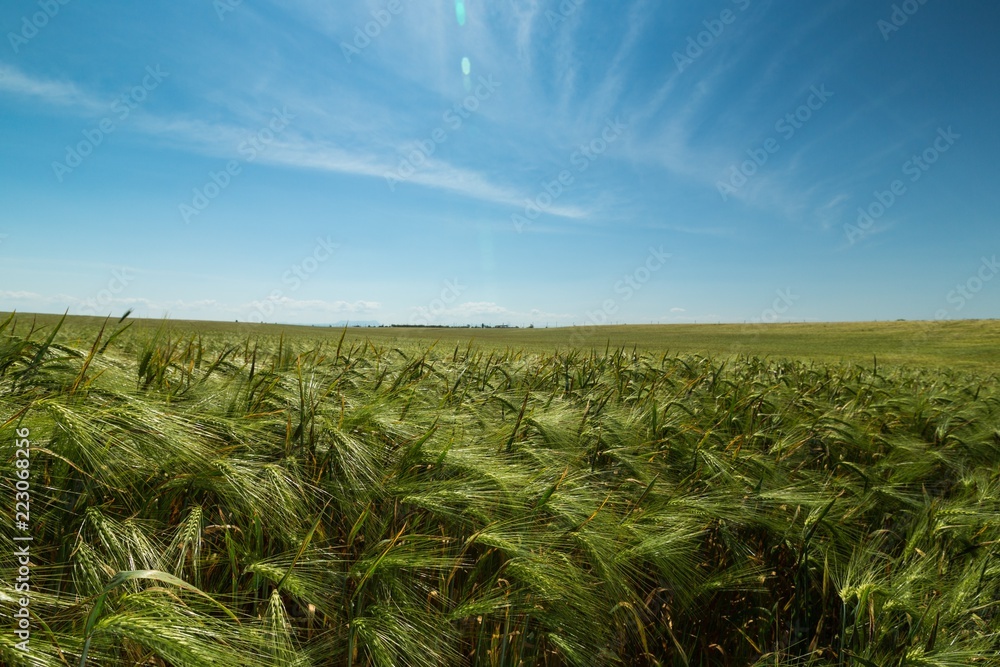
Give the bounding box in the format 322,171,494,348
1,288,383,322
0,62,591,219
0,290,150,315
244,297,381,314
511,0,541,65
132,111,593,219
0,63,104,112
0,290,48,300
411,300,570,324
583,0,655,124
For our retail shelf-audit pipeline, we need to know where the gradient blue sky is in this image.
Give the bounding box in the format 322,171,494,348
2,0,999,326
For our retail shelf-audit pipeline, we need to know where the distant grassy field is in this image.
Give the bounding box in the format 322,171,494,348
6,313,1000,373
1,311,998,665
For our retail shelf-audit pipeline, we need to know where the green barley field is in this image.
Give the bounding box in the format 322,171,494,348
1,312,998,666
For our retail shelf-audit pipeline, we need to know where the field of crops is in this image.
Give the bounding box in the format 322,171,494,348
1,313,998,666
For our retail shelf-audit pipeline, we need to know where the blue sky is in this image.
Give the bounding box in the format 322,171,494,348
1,0,998,326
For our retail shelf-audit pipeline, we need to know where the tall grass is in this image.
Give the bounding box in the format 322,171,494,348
1,314,998,665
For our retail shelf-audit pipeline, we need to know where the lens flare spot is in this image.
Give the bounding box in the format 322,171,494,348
455,1,467,26
461,57,472,76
